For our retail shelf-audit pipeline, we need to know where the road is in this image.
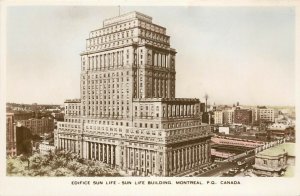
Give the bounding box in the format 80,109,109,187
192,154,255,177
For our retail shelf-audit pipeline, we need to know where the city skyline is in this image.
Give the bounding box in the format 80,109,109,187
6,6,295,106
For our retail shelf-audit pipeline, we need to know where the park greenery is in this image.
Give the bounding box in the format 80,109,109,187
7,150,122,177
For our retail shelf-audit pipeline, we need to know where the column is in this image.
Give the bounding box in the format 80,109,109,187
102,144,106,163
183,148,185,170
181,149,184,171
191,146,194,167
91,142,94,159
185,147,188,169
177,149,180,172
85,141,89,159
115,145,120,167
87,142,90,160
94,143,97,160
110,145,114,165
110,145,115,165
100,143,103,161
107,145,110,164
200,144,203,164
98,143,101,161
107,144,110,164
173,150,177,172
82,141,86,159
197,145,200,165
169,151,172,175
188,146,193,168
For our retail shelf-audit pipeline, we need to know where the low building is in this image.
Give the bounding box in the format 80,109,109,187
253,143,295,177
39,141,56,155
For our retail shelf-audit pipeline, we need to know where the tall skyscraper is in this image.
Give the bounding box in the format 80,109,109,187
55,11,212,176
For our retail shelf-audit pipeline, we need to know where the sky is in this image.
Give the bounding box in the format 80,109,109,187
6,6,295,106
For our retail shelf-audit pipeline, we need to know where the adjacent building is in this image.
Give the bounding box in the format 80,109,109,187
55,11,212,176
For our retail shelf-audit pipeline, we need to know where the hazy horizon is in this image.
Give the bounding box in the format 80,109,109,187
6,6,295,106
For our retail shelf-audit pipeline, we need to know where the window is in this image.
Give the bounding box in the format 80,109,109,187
263,160,267,165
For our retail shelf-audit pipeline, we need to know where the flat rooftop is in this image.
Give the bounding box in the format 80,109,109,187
257,143,295,157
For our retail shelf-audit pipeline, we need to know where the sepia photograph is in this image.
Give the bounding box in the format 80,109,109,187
1,1,299,196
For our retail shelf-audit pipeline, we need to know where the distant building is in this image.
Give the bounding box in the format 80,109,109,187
202,112,213,124
223,109,234,124
268,124,294,140
18,117,54,136
13,111,35,121
51,112,64,120
15,123,33,155
214,111,223,124
219,127,230,135
257,106,275,123
234,109,252,125
6,113,16,156
253,143,295,177
200,103,205,113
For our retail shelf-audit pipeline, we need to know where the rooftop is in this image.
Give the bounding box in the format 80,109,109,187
103,11,153,27
64,99,81,103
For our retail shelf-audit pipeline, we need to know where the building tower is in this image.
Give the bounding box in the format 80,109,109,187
55,11,212,176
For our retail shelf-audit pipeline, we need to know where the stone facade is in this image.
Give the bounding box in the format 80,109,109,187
253,151,287,177
54,11,211,176
253,143,294,177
